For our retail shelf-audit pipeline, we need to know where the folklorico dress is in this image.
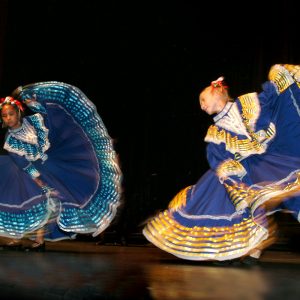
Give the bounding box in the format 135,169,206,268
143,64,300,261
0,81,122,241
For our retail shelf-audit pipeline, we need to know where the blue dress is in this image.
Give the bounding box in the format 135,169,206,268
143,64,300,261
0,81,122,241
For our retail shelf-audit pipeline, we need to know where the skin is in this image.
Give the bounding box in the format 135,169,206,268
1,104,21,129
199,86,229,115
198,85,231,183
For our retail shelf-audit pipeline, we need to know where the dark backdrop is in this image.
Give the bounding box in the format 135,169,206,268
0,0,299,238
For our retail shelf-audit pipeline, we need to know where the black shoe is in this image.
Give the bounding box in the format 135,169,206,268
212,258,248,267
241,256,260,266
230,258,243,267
212,260,232,266
212,258,242,266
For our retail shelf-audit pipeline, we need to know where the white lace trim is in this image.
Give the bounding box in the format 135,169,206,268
7,118,38,144
177,208,245,220
215,102,251,138
4,115,50,161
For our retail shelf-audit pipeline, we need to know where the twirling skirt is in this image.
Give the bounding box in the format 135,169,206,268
0,81,122,241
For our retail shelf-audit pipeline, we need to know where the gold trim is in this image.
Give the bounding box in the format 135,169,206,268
239,93,260,130
283,64,300,88
168,186,191,211
143,210,268,260
216,159,246,179
205,123,275,159
268,64,295,93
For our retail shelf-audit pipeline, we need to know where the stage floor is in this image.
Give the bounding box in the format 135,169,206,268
0,239,299,300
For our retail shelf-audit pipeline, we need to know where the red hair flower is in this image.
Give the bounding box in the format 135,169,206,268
211,76,228,90
0,96,24,111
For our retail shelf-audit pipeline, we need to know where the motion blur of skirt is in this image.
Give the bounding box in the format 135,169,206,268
143,154,300,261
0,81,122,241
143,72,300,261
143,169,271,261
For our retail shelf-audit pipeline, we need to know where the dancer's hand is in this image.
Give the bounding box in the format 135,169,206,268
219,176,228,184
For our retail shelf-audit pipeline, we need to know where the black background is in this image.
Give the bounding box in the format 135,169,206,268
0,0,299,237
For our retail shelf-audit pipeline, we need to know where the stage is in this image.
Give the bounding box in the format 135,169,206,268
0,237,299,300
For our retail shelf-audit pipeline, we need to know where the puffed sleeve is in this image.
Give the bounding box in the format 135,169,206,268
268,64,296,94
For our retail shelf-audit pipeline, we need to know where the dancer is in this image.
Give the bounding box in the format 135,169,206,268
143,64,300,263
0,81,122,250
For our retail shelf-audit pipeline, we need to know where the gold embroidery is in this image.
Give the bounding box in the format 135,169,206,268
143,210,268,260
283,64,300,79
216,159,246,179
205,93,276,179
168,186,192,211
283,64,300,88
224,182,258,211
239,93,260,130
268,64,295,93
205,123,275,158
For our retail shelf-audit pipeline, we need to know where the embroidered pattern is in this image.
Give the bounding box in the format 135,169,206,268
268,64,295,93
205,123,275,158
216,159,246,179
239,93,261,130
205,92,276,159
143,210,268,260
23,162,41,178
4,114,50,161
205,92,276,182
213,102,251,138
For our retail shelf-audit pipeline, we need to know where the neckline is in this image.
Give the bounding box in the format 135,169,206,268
213,102,234,123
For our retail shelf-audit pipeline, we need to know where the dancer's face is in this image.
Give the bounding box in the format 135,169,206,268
199,87,226,115
1,104,21,129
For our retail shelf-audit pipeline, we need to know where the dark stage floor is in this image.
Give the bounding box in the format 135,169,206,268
0,236,300,300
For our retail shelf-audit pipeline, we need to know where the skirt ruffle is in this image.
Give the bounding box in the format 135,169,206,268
143,153,300,261
0,81,122,240
143,170,270,261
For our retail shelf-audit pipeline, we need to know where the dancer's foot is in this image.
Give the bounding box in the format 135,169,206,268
25,241,45,252
6,239,21,246
24,227,45,252
241,249,262,266
241,256,260,266
212,258,242,266
3,239,22,251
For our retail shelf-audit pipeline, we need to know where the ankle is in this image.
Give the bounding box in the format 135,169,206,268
249,249,262,259
34,240,44,245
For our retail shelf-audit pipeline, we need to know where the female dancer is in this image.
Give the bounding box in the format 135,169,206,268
0,81,122,250
143,64,300,263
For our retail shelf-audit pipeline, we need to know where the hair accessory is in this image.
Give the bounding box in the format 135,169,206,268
0,96,24,111
211,76,228,90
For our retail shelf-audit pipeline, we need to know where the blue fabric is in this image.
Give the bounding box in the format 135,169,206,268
172,170,255,227
143,66,300,261
0,82,122,240
175,81,300,226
